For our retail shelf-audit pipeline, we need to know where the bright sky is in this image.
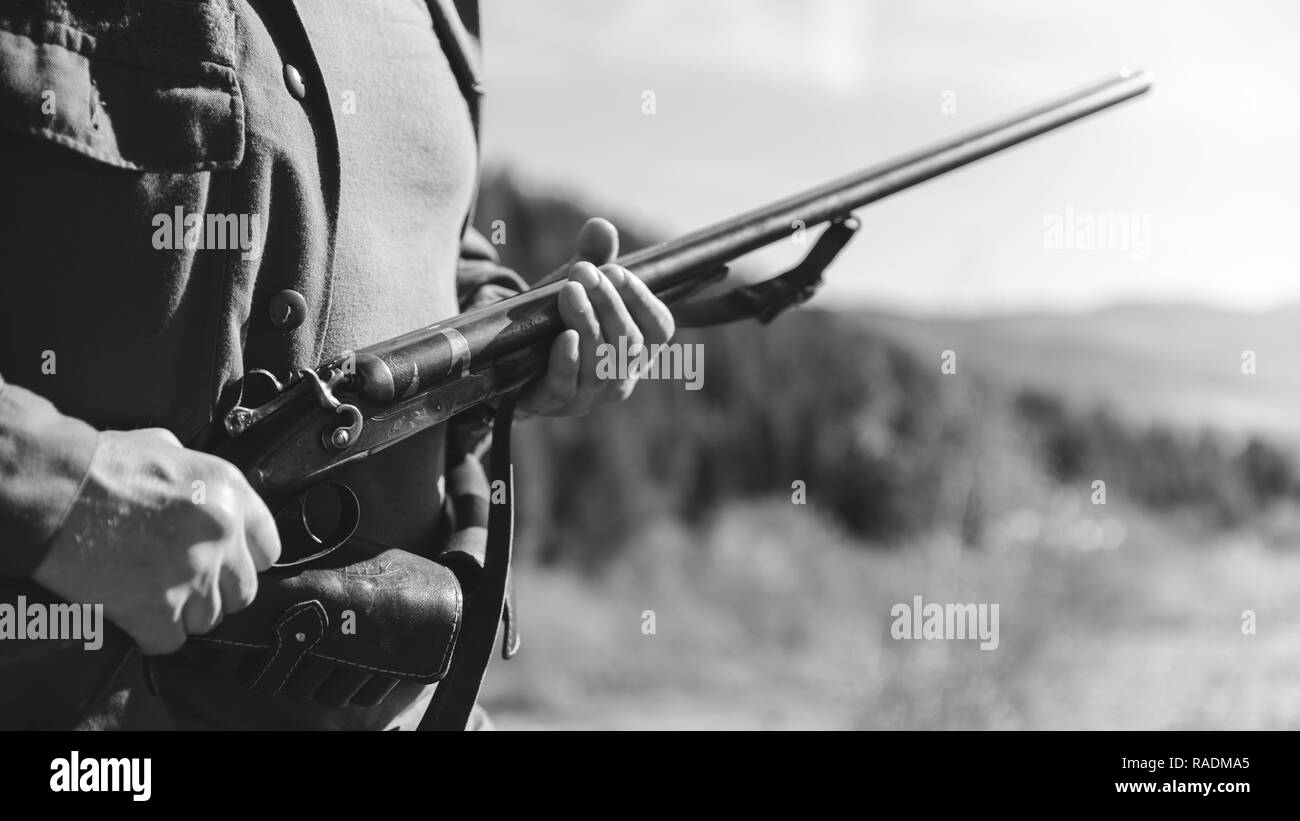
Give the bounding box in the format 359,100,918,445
478,0,1300,315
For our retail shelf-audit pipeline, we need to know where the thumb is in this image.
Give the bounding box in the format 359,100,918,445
537,218,620,285
574,217,619,265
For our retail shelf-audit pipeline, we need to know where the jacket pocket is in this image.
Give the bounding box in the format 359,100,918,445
0,1,244,171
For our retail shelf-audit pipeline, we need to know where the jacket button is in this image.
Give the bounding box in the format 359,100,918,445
283,63,307,100
269,290,308,330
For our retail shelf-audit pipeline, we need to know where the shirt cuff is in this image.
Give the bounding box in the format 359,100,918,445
0,380,100,577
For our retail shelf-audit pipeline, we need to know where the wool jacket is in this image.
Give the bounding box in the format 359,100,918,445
0,0,523,578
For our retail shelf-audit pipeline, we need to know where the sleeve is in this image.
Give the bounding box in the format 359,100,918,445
456,225,528,311
0,373,100,578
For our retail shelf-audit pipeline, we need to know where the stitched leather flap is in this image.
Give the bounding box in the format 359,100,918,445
189,548,462,684
0,6,244,171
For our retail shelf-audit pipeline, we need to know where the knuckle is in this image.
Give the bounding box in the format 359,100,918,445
571,298,593,322
168,497,236,550
596,269,620,294
140,426,183,447
201,497,241,538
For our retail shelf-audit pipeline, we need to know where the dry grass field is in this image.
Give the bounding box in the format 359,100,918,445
484,497,1300,729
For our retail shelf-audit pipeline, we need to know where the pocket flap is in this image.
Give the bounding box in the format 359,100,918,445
0,19,244,171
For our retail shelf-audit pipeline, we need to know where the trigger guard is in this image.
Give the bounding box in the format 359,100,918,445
270,482,361,569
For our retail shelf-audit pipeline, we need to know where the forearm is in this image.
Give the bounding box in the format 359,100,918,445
0,373,99,578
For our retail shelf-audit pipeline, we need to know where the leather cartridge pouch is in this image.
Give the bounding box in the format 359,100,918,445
175,545,462,709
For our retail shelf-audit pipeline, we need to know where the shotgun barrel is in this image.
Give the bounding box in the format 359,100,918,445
341,69,1153,404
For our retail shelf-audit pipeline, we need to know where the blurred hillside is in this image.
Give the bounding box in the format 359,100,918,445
865,304,1300,440
472,171,1300,729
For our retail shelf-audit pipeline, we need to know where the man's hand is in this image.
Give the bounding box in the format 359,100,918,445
519,218,676,417
32,428,281,655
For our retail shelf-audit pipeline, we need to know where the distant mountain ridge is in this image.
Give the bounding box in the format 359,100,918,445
859,302,1300,440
